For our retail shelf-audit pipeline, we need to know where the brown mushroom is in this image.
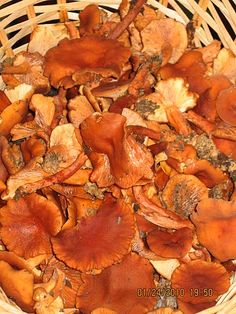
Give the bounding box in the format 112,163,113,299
183,159,227,188
0,261,34,312
147,227,193,258
162,174,208,218
0,193,64,258
191,198,236,261
216,86,236,126
79,4,102,36
52,195,135,272
80,112,153,188
141,18,188,64
76,252,156,313
44,36,131,88
171,260,230,304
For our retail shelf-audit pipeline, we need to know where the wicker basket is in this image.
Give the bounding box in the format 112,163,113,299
0,0,236,314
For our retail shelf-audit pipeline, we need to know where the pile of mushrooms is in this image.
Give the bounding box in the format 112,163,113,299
0,0,236,313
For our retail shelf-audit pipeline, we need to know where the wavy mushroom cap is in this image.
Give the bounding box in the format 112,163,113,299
147,227,193,258
0,193,64,259
81,112,153,188
76,253,156,314
44,36,131,88
79,4,101,36
171,260,230,304
191,198,236,261
52,196,135,271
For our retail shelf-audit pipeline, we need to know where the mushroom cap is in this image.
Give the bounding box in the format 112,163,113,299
216,86,236,126
178,300,216,314
191,198,236,261
0,193,63,258
171,260,230,304
140,78,198,123
212,137,236,161
79,4,101,36
0,260,34,312
76,252,156,313
162,174,208,218
81,112,153,188
141,18,188,64
52,196,135,271
44,36,131,88
147,227,193,258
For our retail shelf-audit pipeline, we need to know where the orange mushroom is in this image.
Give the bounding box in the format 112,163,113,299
44,36,131,88
76,252,156,313
52,196,135,272
183,159,227,188
159,51,209,95
191,198,236,261
79,4,102,36
147,227,193,258
194,75,232,122
212,136,236,161
171,260,230,304
0,260,35,312
216,86,236,126
162,174,208,218
0,193,64,258
80,112,153,188
178,300,216,314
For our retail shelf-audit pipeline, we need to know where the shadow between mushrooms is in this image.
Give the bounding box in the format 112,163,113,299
0,193,64,259
76,252,156,314
52,195,135,272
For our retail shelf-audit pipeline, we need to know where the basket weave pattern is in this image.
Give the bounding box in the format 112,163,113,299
0,0,236,61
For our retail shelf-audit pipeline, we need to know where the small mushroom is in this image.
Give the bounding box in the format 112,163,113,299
0,100,28,136
183,159,227,188
79,4,102,36
52,196,135,272
171,260,230,304
76,252,156,313
213,48,236,84
0,261,35,312
147,227,193,258
162,174,208,218
136,78,198,126
0,193,64,258
141,18,188,64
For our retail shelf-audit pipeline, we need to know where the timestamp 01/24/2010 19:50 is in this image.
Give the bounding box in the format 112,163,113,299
137,288,214,298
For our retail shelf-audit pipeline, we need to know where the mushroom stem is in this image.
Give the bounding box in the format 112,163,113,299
185,110,215,134
108,0,147,40
165,105,192,136
18,153,87,195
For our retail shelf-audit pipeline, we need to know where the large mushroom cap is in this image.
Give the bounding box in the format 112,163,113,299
76,252,156,314
52,196,135,271
172,260,230,304
44,36,131,88
0,193,63,258
191,198,236,261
